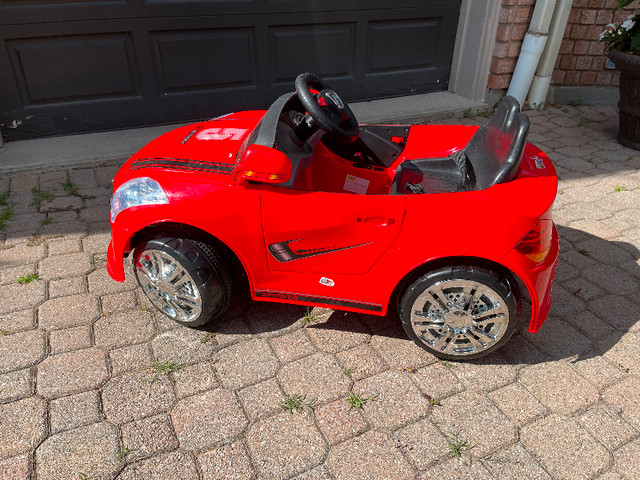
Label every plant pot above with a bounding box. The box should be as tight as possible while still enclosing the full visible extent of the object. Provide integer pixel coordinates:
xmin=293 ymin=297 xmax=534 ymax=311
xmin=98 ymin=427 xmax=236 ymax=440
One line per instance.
xmin=610 ymin=49 xmax=640 ymax=150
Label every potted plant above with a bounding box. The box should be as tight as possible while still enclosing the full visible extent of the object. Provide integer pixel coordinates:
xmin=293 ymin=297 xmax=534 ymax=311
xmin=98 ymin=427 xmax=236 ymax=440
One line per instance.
xmin=601 ymin=0 xmax=640 ymax=149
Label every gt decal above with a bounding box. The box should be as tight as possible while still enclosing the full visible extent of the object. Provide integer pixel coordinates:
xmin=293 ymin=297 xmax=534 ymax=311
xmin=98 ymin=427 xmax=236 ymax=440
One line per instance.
xmin=196 ymin=128 xmax=248 ymax=141
xmin=268 ymin=239 xmax=372 ymax=263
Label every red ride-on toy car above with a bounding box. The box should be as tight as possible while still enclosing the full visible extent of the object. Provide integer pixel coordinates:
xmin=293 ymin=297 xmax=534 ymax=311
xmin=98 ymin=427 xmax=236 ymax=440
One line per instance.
xmin=108 ymin=73 xmax=559 ymax=360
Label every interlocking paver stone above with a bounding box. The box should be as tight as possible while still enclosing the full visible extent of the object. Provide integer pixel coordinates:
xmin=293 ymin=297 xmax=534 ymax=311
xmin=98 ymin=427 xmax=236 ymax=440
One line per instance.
xmin=102 ymin=369 xmax=176 ymax=424
xmin=420 ymin=458 xmax=493 ymax=480
xmin=519 ymin=361 xmax=600 ymax=415
xmin=48 ymin=237 xmax=81 ymax=256
xmin=198 ymin=441 xmax=255 ymax=480
xmin=615 ymin=437 xmax=640 ymax=480
xmin=108 ymin=342 xmax=153 ymax=375
xmin=315 ymin=398 xmax=369 ymax=445
xmin=82 ymin=232 xmax=111 ymax=254
xmin=521 ymin=415 xmax=609 ymax=480
xmin=171 ymin=388 xmax=248 ymax=451
xmin=216 ymin=338 xmax=280 ymax=389
xmin=239 ymin=378 xmax=284 ymax=421
xmin=0 ymin=309 xmax=33 ymax=333
xmin=270 ymin=328 xmax=316 ymax=363
xmin=38 ymin=251 xmax=92 ymax=279
xmin=394 ymin=418 xmax=449 ymax=469
xmin=38 ymin=293 xmax=99 ymax=330
xmin=49 ymin=390 xmax=101 ymax=434
xmin=335 ymin=343 xmax=389 ymax=381
xmin=94 ymin=309 xmax=155 ymax=348
xmin=173 ymin=361 xmax=219 ymax=398
xmin=246 ymin=412 xmax=326 ymax=479
xmin=588 ymin=294 xmax=640 ymax=332
xmin=411 ymin=361 xmax=464 ymax=401
xmin=605 ymin=376 xmax=640 ymax=429
xmin=37 ymin=347 xmax=108 ymax=398
xmin=305 ymin=310 xmax=370 ymax=352
xmin=0 ymin=368 xmax=32 ymax=403
xmin=117 ymin=450 xmax=199 ymax=480
xmin=121 ymin=414 xmax=179 ymax=462
xmin=431 ymin=390 xmax=517 ymax=457
xmin=327 ymin=430 xmax=415 ymax=480
xmin=0 ymin=281 xmax=45 ymax=314
xmin=47 ymin=275 xmax=86 ymax=298
xmin=0 ymin=454 xmax=31 ymax=480
xmin=489 ymin=382 xmax=548 ymax=426
xmin=370 ymin=327 xmax=436 ymax=370
xmin=0 ymin=396 xmax=47 ymax=458
xmin=49 ymin=325 xmax=92 ymax=353
xmin=0 ymin=329 xmax=45 ymax=373
xmin=355 ymin=369 xmax=431 ymax=430
xmin=452 ymin=353 xmax=517 ymax=392
xmin=100 ymin=290 xmax=136 ymax=315
xmin=579 ymin=405 xmax=638 ymax=451
xmin=36 ymin=422 xmax=121 ymax=480
xmin=482 ymin=443 xmax=552 ymax=480
xmin=279 ymin=352 xmax=352 ymax=404
xmin=88 ymin=267 xmax=137 ymax=294
xmin=599 ymin=331 xmax=640 ymax=376
xmin=151 ymin=327 xmax=216 ymax=365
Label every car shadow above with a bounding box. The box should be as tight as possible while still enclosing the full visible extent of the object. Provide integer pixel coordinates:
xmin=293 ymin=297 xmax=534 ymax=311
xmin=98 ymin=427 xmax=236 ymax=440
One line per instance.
xmin=211 ymin=224 xmax=639 ymax=366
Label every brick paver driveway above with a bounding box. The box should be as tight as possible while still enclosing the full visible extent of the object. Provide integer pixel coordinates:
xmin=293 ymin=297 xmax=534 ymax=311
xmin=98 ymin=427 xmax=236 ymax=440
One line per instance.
xmin=1 ymin=104 xmax=639 ymax=480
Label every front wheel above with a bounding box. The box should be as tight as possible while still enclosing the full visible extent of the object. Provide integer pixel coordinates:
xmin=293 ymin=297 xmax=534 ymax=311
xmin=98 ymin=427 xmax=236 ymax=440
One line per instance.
xmin=399 ymin=266 xmax=518 ymax=361
xmin=133 ymin=235 xmax=232 ymax=327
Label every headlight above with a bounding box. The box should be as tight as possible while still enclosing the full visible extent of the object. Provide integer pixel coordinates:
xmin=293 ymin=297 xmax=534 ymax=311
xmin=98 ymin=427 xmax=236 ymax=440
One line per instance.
xmin=110 ymin=177 xmax=168 ymax=222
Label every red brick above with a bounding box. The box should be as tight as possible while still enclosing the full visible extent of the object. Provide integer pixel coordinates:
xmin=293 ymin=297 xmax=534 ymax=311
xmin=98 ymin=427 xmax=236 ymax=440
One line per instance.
xmin=496 ymin=24 xmax=514 ymax=42
xmin=581 ymin=71 xmax=597 ymax=85
xmin=487 ymin=74 xmax=511 ymax=90
xmin=509 ymin=41 xmax=523 ymax=57
xmin=513 ymin=23 xmax=528 ymax=39
xmin=589 ymin=0 xmax=606 ymax=7
xmin=560 ymin=55 xmax=577 ymax=70
xmin=573 ymin=40 xmax=590 ymax=55
xmin=491 ymin=57 xmax=517 ymax=75
xmin=571 ymin=25 xmax=588 ymax=39
xmin=492 ymin=41 xmax=511 ymax=59
xmin=515 ymin=6 xmax=533 ymax=23
xmin=552 ymin=70 xmax=567 ymax=85
xmin=613 ymin=70 xmax=621 ymax=86
xmin=587 ymin=25 xmax=606 ymax=39
xmin=596 ymin=71 xmax=614 ymax=85
xmin=559 ymin=40 xmax=575 ymax=55
xmin=565 ymin=71 xmax=582 ymax=85
xmin=596 ymin=10 xmax=613 ymax=24
xmin=592 ymin=57 xmax=606 ymax=70
xmin=499 ymin=6 xmax=515 ymax=24
xmin=576 ymin=56 xmax=593 ymax=70
xmin=569 ymin=9 xmax=582 ymax=24
xmin=589 ymin=42 xmax=606 ymax=55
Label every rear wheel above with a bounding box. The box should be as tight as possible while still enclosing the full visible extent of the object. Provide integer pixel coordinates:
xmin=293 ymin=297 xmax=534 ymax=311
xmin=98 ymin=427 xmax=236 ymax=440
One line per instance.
xmin=133 ymin=235 xmax=232 ymax=327
xmin=399 ymin=266 xmax=518 ymax=360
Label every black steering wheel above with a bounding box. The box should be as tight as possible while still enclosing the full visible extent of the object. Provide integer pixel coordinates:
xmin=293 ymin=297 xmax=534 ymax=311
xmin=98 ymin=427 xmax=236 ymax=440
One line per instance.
xmin=295 ymin=72 xmax=359 ymax=144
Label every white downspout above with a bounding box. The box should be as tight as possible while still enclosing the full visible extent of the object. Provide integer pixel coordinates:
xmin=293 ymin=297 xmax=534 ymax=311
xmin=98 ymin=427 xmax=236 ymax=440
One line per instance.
xmin=506 ymin=0 xmax=558 ymax=107
xmin=528 ymin=0 xmax=574 ymax=108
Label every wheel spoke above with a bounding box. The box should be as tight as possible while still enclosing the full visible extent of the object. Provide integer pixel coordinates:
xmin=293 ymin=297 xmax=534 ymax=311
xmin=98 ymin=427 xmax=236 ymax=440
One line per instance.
xmin=464 ymin=332 xmax=487 ymax=352
xmin=463 ymin=285 xmax=479 ymax=311
xmin=471 ymin=304 xmax=504 ymax=320
xmin=428 ymin=287 xmax=450 ymax=313
xmin=432 ymin=330 xmax=455 ymax=353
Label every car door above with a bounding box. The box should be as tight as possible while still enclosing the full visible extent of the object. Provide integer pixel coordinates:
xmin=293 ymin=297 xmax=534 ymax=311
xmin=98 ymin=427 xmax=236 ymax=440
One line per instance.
xmin=260 ymin=189 xmax=406 ymax=275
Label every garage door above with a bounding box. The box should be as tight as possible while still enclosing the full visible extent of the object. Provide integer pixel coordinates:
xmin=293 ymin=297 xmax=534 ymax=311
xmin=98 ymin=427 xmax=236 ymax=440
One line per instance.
xmin=0 ymin=0 xmax=461 ymax=141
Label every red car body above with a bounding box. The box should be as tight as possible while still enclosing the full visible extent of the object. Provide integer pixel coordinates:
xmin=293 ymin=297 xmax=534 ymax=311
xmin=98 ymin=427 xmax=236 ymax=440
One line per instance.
xmin=108 ymin=108 xmax=558 ymax=334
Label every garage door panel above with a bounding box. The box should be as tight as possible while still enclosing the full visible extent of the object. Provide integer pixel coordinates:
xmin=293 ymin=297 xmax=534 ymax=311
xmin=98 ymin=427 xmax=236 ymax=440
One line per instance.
xmin=8 ymin=33 xmax=140 ymax=104
xmin=152 ymin=28 xmax=256 ymax=92
xmin=269 ymin=23 xmax=355 ymax=85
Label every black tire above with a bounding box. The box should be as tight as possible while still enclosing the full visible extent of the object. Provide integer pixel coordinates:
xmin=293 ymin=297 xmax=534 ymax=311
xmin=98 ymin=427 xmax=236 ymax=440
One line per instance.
xmin=133 ymin=234 xmax=232 ymax=327
xmin=398 ymin=266 xmax=518 ymax=361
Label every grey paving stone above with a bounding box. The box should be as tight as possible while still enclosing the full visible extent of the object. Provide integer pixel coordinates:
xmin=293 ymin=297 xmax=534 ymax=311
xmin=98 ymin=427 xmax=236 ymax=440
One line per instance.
xmin=94 ymin=309 xmax=155 ymax=348
xmin=0 ymin=281 xmax=46 ymax=314
xmin=87 ymin=267 xmax=137 ymax=295
xmin=394 ymin=418 xmax=450 ymax=469
xmin=37 ymin=347 xmax=109 ymax=398
xmin=614 ymin=437 xmax=640 ymax=480
xmin=0 ymin=454 xmax=31 ymax=480
xmin=117 ymin=450 xmax=199 ymax=480
xmin=482 ymin=442 xmax=553 ymax=480
xmin=519 ymin=361 xmax=600 ymax=415
xmin=305 ymin=310 xmax=370 ymax=353
xmin=411 ymin=361 xmax=465 ymax=401
xmin=0 ymin=368 xmax=32 ymax=403
xmin=355 ymin=369 xmax=431 ymax=430
xmin=451 ymin=352 xmax=517 ymax=392
xmin=82 ymin=232 xmax=111 ymax=254
xmin=370 ymin=327 xmax=436 ymax=370
xmin=489 ymin=382 xmax=548 ymax=426
xmin=0 ymin=263 xmax=36 ymax=285
xmin=36 ymin=422 xmax=121 ymax=480
xmin=101 ymin=290 xmax=136 ymax=315
xmin=38 ymin=251 xmax=92 ymax=279
xmin=49 ymin=325 xmax=92 ymax=353
xmin=0 ymin=396 xmax=47 ymax=458
xmin=48 ymin=275 xmax=86 ymax=298
xmin=335 ymin=343 xmax=389 ymax=381
xmin=108 ymin=342 xmax=153 ymax=375
xmin=588 ymin=295 xmax=640 ymax=332
xmin=245 ymin=302 xmax=305 ymax=336
xmin=239 ymin=377 xmax=284 ymax=421
xmin=198 ymin=441 xmax=256 ymax=480
xmin=579 ymin=405 xmax=639 ymax=451
xmin=279 ymin=352 xmax=352 ymax=405
xmin=431 ymin=390 xmax=517 ymax=458
xmin=270 ymin=328 xmax=316 ymax=363
xmin=0 ymin=309 xmax=34 ymax=333
xmin=120 ymin=414 xmax=179 ymax=462
xmin=599 ymin=331 xmax=640 ymax=376
xmin=314 ymin=398 xmax=369 ymax=446
xmin=604 ymin=376 xmax=640 ymax=429
xmin=171 ymin=388 xmax=248 ymax=452
xmin=151 ymin=327 xmax=216 ymax=365
xmin=49 ymin=390 xmax=101 ymax=434
xmin=102 ymin=369 xmax=176 ymax=424
xmin=420 ymin=457 xmax=493 ymax=480
xmin=38 ymin=293 xmax=100 ymax=330
xmin=327 ymin=430 xmax=415 ymax=480
xmin=521 ymin=415 xmax=610 ymax=480
xmin=246 ymin=411 xmax=327 ymax=479
xmin=215 ymin=338 xmax=280 ymax=389
xmin=0 ymin=329 xmax=46 ymax=374
xmin=172 ymin=361 xmax=219 ymax=398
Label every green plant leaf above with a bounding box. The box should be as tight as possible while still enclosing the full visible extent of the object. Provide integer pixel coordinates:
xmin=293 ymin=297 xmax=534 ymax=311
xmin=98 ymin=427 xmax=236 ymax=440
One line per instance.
xmin=617 ymin=0 xmax=635 ymax=10
xmin=631 ymin=33 xmax=640 ymax=53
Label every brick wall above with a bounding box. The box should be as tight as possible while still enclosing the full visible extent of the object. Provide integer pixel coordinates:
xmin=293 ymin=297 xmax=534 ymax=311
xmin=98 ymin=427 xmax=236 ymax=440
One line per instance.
xmin=486 ymin=0 xmax=638 ymax=92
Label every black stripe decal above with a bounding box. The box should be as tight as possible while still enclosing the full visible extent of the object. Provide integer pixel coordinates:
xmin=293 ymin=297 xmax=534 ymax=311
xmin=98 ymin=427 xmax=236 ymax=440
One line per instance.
xmin=255 ymin=290 xmax=383 ymax=312
xmin=131 ymin=158 xmax=233 ymax=174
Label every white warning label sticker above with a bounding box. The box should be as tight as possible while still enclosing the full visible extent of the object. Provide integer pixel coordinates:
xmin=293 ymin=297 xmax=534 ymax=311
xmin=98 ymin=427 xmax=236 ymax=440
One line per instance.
xmin=343 ymin=174 xmax=369 ymax=194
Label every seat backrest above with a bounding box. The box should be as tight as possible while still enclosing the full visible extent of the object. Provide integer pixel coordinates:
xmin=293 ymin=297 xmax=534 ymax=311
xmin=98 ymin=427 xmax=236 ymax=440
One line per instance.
xmin=465 ymin=96 xmax=530 ymax=190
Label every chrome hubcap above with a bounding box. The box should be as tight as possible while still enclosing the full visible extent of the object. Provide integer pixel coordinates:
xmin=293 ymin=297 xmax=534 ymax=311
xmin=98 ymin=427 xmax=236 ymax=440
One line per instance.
xmin=136 ymin=249 xmax=202 ymax=323
xmin=410 ymin=279 xmax=509 ymax=357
